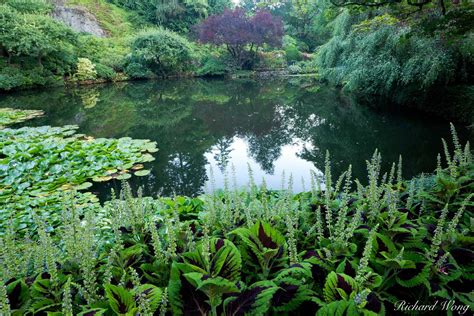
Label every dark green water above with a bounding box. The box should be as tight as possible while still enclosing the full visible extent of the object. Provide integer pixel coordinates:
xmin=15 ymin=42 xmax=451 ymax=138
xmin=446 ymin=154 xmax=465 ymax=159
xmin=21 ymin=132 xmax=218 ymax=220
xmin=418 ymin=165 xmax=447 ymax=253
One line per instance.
xmin=0 ymin=78 xmax=468 ymax=198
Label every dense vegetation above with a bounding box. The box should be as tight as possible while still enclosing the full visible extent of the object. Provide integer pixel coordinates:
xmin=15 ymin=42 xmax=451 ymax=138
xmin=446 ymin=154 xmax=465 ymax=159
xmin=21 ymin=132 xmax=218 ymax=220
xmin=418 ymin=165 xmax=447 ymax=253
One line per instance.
xmin=0 ymin=109 xmax=157 ymax=233
xmin=1 ymin=0 xmax=472 ymax=314
xmin=0 ymin=116 xmax=472 ymax=314
xmin=0 ymin=0 xmax=473 ymax=121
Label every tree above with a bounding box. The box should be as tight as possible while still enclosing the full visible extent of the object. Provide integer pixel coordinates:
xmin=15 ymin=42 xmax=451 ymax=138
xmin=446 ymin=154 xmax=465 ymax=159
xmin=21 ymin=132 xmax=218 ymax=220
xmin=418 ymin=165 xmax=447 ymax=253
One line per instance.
xmin=197 ymin=8 xmax=283 ymax=69
xmin=0 ymin=7 xmax=76 ymax=66
xmin=129 ymin=28 xmax=194 ymax=75
xmin=110 ymin=0 xmax=233 ymax=32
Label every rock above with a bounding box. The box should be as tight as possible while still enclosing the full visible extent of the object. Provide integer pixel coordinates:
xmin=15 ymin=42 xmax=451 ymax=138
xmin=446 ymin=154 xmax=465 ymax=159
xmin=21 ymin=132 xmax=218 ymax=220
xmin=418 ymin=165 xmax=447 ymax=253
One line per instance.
xmin=51 ymin=0 xmax=107 ymax=37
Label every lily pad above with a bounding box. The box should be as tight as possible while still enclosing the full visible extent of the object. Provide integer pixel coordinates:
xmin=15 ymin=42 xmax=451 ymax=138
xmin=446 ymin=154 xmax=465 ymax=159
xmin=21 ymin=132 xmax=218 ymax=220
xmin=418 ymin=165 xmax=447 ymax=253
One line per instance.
xmin=134 ymin=169 xmax=151 ymax=177
xmin=0 ymin=108 xmax=44 ymax=128
xmin=116 ymin=173 xmax=132 ymax=180
xmin=76 ymin=182 xmax=93 ymax=190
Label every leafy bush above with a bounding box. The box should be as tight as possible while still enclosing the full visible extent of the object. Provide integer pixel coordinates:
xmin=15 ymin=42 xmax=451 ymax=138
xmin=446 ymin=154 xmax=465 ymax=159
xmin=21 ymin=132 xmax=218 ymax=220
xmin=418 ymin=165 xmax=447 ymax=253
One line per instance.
xmin=73 ymin=58 xmax=97 ymax=81
xmin=258 ymin=50 xmax=286 ymax=69
xmin=124 ymin=62 xmax=154 ymax=79
xmin=196 ymin=55 xmax=231 ymax=76
xmin=3 ymin=0 xmax=52 ymax=14
xmin=129 ymin=28 xmax=194 ymax=76
xmin=94 ymin=63 xmax=116 ymax=80
xmin=283 ymin=35 xmax=302 ymax=64
xmin=288 ymin=64 xmax=303 ymax=74
xmin=0 ymin=63 xmax=62 ymax=90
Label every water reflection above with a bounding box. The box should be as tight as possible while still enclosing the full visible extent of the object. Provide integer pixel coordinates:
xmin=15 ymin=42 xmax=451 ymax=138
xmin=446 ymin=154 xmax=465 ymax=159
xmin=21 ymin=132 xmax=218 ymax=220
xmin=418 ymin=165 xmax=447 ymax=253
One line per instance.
xmin=0 ymin=78 xmax=466 ymax=198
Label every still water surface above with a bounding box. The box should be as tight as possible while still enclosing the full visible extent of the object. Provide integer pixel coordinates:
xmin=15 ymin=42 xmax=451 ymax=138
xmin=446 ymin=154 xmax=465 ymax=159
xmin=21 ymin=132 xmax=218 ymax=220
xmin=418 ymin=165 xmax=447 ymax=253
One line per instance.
xmin=1 ymin=78 xmax=466 ymax=198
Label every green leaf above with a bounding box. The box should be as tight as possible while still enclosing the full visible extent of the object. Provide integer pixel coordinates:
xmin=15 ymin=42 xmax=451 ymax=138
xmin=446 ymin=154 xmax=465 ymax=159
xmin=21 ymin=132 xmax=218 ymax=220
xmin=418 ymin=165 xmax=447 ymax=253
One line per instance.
xmin=323 ymin=272 xmax=358 ymax=303
xmin=224 ymin=281 xmax=278 ymax=316
xmin=116 ymin=173 xmax=132 ymax=180
xmin=104 ymin=284 xmax=137 ymax=316
xmin=134 ymin=169 xmax=151 ymax=177
xmin=75 ymin=182 xmax=93 ymax=190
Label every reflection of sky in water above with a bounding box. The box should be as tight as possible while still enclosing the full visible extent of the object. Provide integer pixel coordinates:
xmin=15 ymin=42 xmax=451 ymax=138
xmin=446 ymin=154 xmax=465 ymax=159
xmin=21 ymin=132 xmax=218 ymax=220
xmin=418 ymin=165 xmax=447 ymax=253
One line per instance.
xmin=205 ymin=137 xmax=324 ymax=193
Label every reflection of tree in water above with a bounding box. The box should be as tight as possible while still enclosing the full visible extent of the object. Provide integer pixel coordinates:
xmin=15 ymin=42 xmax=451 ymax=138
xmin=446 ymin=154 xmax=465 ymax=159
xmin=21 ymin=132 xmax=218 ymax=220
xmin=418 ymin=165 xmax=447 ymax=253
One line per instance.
xmin=213 ymin=137 xmax=233 ymax=172
xmin=162 ymin=152 xmax=208 ymax=196
xmin=1 ymin=77 xmax=461 ymax=196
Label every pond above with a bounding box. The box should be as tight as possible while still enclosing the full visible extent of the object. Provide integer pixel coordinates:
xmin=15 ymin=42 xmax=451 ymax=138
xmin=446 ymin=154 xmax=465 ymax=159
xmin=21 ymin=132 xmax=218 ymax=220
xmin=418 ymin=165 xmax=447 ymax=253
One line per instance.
xmin=1 ymin=78 xmax=468 ymax=199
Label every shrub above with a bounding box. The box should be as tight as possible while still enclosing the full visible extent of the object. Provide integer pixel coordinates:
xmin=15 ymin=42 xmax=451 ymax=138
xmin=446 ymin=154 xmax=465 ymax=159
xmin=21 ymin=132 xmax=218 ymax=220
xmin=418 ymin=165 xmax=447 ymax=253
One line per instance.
xmin=0 ymin=64 xmax=61 ymax=90
xmin=129 ymin=28 xmax=194 ymax=76
xmin=94 ymin=63 xmax=116 ymax=80
xmin=196 ymin=55 xmax=231 ymax=76
xmin=74 ymin=58 xmax=97 ymax=81
xmin=124 ymin=62 xmax=154 ymax=79
xmin=288 ymin=64 xmax=302 ymax=74
xmin=283 ymin=35 xmax=301 ymax=64
xmin=3 ymin=0 xmax=52 ymax=14
xmin=258 ymin=50 xmax=286 ymax=69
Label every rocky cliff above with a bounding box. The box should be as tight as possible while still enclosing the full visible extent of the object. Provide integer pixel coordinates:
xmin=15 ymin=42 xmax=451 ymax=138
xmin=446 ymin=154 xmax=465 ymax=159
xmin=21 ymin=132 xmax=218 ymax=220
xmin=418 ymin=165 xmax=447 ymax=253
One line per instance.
xmin=51 ymin=0 xmax=107 ymax=37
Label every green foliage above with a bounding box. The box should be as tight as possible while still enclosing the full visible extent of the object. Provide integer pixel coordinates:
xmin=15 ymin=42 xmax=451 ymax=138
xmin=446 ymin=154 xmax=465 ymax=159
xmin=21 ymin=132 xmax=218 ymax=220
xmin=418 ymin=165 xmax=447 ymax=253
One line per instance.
xmin=0 ymin=108 xmax=43 ymax=128
xmin=74 ymin=58 xmax=97 ymax=81
xmin=0 ymin=63 xmax=63 ymax=90
xmin=94 ymin=63 xmax=116 ymax=80
xmin=127 ymin=28 xmax=194 ymax=76
xmin=2 ymin=0 xmax=52 ymax=14
xmin=283 ymin=35 xmax=302 ymax=63
xmin=0 ymin=124 xmax=472 ymax=314
xmin=0 ymin=124 xmax=157 ymax=233
xmin=317 ymin=19 xmax=459 ymax=103
xmin=109 ymin=0 xmax=232 ymax=33
xmin=0 ymin=0 xmax=133 ymax=90
xmin=124 ymin=62 xmax=153 ymax=79
xmin=197 ymin=54 xmax=232 ymax=76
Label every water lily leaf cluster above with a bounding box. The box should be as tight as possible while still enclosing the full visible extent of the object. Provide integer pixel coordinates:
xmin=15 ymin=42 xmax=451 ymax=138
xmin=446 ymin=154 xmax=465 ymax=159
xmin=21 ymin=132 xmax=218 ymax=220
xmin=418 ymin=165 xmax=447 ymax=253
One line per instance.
xmin=0 ymin=107 xmax=44 ymax=128
xmin=0 ymin=125 xmax=158 ymax=233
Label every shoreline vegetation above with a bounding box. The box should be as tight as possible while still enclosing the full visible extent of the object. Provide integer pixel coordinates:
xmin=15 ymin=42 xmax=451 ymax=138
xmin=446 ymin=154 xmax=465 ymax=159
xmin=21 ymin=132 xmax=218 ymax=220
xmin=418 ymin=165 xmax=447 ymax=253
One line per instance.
xmin=0 ymin=108 xmax=473 ymax=315
xmin=1 ymin=0 xmax=473 ymax=123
